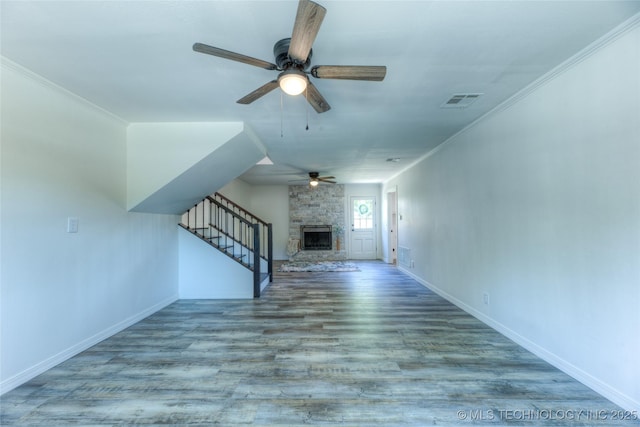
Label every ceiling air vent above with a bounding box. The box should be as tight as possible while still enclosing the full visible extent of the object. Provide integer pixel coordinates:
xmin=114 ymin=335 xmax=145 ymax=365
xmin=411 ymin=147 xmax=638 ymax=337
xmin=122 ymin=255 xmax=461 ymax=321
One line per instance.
xmin=441 ymin=93 xmax=483 ymax=109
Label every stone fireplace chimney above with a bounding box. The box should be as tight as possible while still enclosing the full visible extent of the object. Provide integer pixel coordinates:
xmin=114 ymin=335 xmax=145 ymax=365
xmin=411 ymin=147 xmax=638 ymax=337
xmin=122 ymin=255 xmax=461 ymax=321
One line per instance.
xmin=289 ymin=184 xmax=346 ymax=261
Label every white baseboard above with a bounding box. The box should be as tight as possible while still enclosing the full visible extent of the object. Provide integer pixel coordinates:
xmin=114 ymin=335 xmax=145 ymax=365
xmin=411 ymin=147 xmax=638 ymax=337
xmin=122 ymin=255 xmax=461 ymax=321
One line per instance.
xmin=398 ymin=266 xmax=640 ymax=413
xmin=0 ymin=294 xmax=179 ymax=395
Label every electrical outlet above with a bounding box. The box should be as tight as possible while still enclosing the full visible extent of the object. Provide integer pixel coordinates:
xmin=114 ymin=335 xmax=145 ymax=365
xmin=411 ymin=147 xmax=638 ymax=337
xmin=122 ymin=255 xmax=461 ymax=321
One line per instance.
xmin=483 ymin=293 xmax=490 ymax=305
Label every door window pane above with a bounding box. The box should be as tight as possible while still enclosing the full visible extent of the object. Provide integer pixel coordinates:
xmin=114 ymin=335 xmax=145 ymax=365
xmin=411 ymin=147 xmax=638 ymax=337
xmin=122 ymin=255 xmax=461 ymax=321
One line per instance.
xmin=353 ymin=199 xmax=373 ymax=230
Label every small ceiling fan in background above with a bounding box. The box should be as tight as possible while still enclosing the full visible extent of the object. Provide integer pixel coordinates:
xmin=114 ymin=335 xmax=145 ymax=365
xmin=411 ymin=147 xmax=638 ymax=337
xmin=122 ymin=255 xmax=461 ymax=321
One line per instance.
xmin=289 ymin=172 xmax=337 ymax=187
xmin=193 ymin=0 xmax=387 ymax=113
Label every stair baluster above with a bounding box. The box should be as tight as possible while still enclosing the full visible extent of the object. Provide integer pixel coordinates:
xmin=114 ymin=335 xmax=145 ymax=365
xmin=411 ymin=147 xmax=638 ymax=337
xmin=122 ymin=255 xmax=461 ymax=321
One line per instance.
xmin=179 ymin=194 xmax=273 ymax=297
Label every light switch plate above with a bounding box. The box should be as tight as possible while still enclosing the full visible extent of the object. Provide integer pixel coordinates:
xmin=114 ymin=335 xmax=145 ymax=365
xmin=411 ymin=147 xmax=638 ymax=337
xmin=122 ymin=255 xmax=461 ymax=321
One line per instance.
xmin=67 ymin=217 xmax=79 ymax=233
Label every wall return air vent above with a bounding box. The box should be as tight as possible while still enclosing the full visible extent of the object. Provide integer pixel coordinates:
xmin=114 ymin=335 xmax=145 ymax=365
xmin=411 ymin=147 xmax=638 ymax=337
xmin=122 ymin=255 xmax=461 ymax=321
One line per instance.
xmin=441 ymin=93 xmax=483 ymax=109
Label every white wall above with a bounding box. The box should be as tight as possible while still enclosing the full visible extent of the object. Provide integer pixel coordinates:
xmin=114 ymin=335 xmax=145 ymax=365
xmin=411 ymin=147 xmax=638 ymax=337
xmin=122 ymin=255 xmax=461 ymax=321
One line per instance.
xmin=178 ymin=228 xmax=254 ymax=299
xmin=0 ymin=60 xmax=179 ymax=393
xmin=127 ymin=123 xmax=266 ymax=214
xmin=127 ymin=122 xmax=244 ymax=211
xmin=383 ymin=23 xmax=640 ymax=411
xmin=218 ymin=181 xmax=290 ymax=260
xmin=218 ymin=179 xmax=253 ymax=207
xmin=247 ymin=185 xmax=290 ymax=261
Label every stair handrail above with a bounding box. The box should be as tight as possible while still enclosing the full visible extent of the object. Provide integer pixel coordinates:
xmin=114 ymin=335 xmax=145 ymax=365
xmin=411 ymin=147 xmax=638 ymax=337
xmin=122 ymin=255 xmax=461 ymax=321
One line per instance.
xmin=206 ymin=196 xmax=254 ymax=232
xmin=211 ymin=193 xmax=273 ymax=273
xmin=181 ymin=194 xmax=272 ymax=297
xmin=206 ymin=196 xmax=269 ymax=259
xmin=182 ymin=198 xmax=255 ymax=263
xmin=213 ymin=192 xmax=269 ymax=225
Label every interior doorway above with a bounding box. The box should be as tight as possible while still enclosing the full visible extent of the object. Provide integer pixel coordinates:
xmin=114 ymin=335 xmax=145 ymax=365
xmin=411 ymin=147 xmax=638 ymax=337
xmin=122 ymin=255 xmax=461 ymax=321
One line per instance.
xmin=387 ymin=190 xmax=398 ymax=264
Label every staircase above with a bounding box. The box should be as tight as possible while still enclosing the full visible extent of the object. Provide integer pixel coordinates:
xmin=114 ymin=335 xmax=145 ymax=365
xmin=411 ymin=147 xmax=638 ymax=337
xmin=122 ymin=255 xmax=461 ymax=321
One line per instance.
xmin=179 ymin=193 xmax=272 ymax=298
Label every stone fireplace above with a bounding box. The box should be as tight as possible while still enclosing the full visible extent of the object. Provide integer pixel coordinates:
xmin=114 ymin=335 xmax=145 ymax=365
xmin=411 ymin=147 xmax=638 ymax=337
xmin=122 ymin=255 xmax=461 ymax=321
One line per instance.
xmin=289 ymin=184 xmax=346 ymax=261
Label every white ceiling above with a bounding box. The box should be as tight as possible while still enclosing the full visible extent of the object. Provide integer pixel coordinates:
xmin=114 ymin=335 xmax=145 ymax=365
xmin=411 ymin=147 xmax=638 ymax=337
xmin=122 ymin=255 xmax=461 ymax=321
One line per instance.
xmin=2 ymin=1 xmax=639 ymax=185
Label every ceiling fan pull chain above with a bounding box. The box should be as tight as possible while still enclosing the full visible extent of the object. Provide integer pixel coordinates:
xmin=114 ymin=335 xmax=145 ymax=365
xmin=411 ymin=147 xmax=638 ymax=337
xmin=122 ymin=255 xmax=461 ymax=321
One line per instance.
xmin=280 ymin=91 xmax=284 ymax=138
xmin=305 ymin=86 xmax=309 ymax=131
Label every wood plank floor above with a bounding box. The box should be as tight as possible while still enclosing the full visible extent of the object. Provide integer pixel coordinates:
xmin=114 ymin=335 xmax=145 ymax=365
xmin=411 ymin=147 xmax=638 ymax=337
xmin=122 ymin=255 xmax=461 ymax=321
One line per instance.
xmin=1 ymin=261 xmax=636 ymax=426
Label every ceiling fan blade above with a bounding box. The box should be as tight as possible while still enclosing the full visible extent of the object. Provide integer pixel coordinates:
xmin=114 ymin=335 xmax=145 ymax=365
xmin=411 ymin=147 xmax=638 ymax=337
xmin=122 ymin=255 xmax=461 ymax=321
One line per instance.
xmin=319 ymin=179 xmax=337 ymax=184
xmin=318 ymin=176 xmax=335 ymax=180
xmin=311 ymin=65 xmax=387 ymax=81
xmin=305 ymin=82 xmax=331 ymax=113
xmin=288 ymin=0 xmax=326 ymax=64
xmin=237 ymin=80 xmax=279 ymax=104
xmin=193 ymin=43 xmax=278 ymax=70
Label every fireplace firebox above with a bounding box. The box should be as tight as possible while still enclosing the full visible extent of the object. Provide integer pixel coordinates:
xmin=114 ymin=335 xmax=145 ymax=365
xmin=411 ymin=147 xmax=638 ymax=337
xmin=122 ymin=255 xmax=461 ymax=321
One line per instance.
xmin=301 ymin=225 xmax=332 ymax=250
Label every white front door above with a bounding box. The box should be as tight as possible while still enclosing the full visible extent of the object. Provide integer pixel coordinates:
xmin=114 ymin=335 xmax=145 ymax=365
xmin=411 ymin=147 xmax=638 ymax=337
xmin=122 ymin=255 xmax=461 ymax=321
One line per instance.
xmin=350 ymin=196 xmax=376 ymax=259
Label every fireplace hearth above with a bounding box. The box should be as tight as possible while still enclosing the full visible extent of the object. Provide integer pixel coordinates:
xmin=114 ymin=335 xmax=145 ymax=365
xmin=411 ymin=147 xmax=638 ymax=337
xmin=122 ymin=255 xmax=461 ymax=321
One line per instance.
xmin=301 ymin=225 xmax=332 ymax=250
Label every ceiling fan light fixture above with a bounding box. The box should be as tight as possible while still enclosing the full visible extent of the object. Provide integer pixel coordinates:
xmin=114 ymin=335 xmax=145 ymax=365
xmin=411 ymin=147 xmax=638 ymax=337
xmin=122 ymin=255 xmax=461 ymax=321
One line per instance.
xmin=278 ymin=69 xmax=308 ymax=96
xmin=309 ymin=178 xmax=319 ymax=187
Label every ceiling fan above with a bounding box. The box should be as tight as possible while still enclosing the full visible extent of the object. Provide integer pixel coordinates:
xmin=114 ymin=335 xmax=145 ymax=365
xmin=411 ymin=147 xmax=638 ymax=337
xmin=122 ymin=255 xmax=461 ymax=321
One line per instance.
xmin=193 ymin=0 xmax=387 ymax=113
xmin=308 ymin=172 xmax=336 ymax=186
xmin=289 ymin=172 xmax=336 ymax=186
